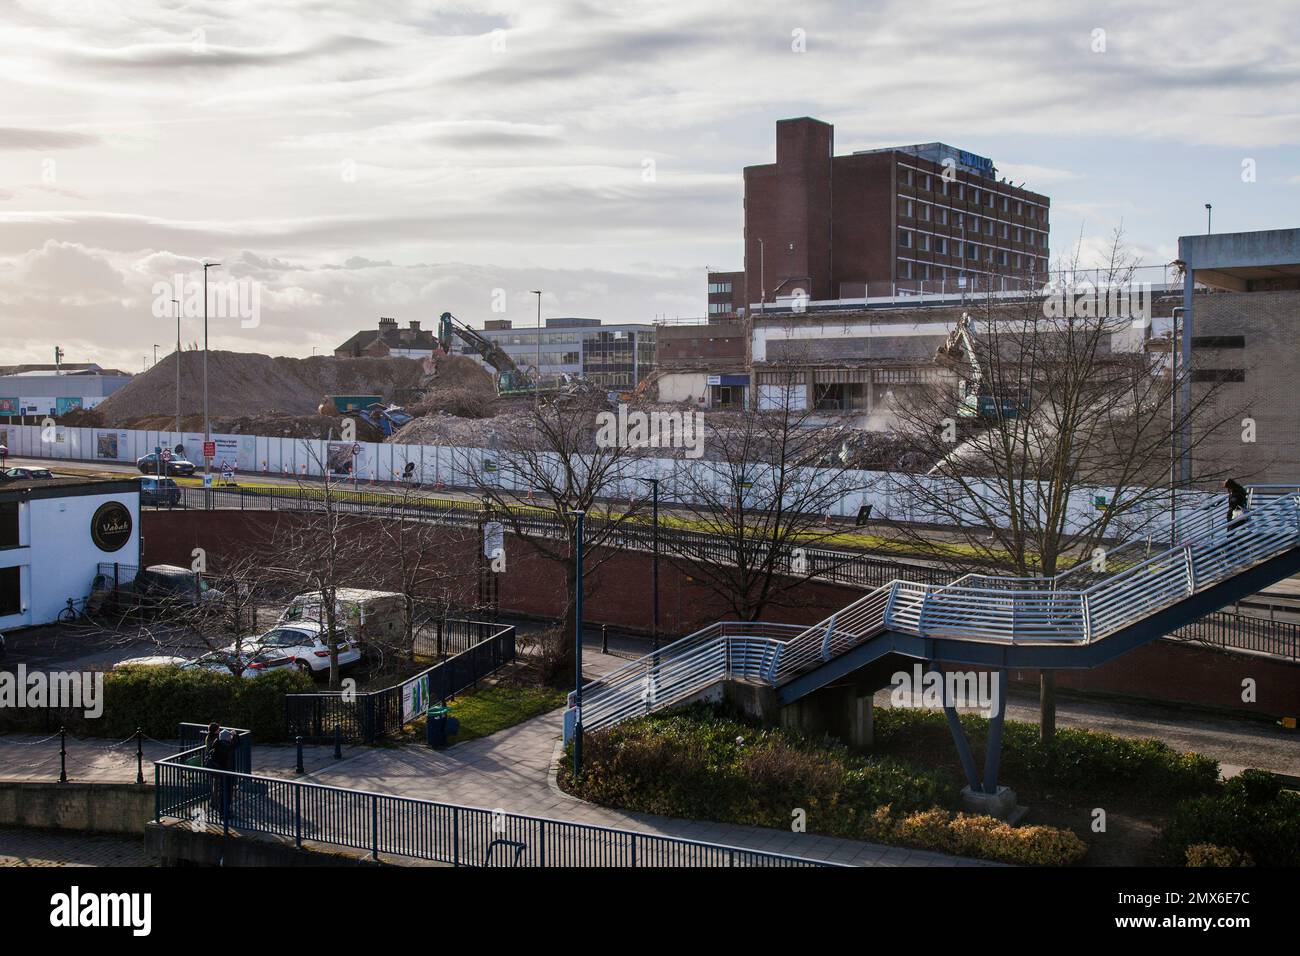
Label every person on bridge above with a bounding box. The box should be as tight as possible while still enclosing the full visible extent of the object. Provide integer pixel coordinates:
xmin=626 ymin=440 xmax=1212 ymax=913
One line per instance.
xmin=1223 ymin=478 xmax=1250 ymax=524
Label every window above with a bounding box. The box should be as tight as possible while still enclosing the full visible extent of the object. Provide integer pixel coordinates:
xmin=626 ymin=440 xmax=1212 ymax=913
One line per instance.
xmin=1015 ymin=200 xmax=1023 ymax=215
xmin=936 ymin=207 xmax=948 ymax=225
xmin=997 ymin=250 xmax=1009 ymax=266
xmin=920 ymin=203 xmax=932 ymax=221
xmin=898 ymin=228 xmax=912 ymax=248
xmin=984 ymin=220 xmax=994 ymax=236
xmin=1014 ymin=226 xmax=1023 ymax=242
xmin=0 ymin=565 xmax=18 ymax=617
xmin=918 ymin=233 xmax=930 ymax=251
xmin=970 ymin=188 xmax=980 ymax=205
xmin=934 ymin=237 xmax=947 ymax=255
xmin=921 ymin=174 xmax=932 ymax=191
xmin=0 ymin=502 xmax=17 ymax=549
xmin=1000 ymin=223 xmax=1009 ymax=239
xmin=1001 ymin=196 xmax=1010 ymax=211
xmin=708 ymin=281 xmax=731 ymax=294
xmin=1191 ymin=369 xmax=1246 ymax=383
xmin=899 ymin=259 xmax=913 ymax=279
xmin=899 ymin=199 xmax=914 ymax=218
xmin=1192 ymin=335 xmax=1246 ymax=349
xmin=708 ymin=303 xmax=732 ymax=314
xmin=901 ymin=167 xmax=913 ymax=186
xmin=966 ymin=243 xmax=978 ymax=259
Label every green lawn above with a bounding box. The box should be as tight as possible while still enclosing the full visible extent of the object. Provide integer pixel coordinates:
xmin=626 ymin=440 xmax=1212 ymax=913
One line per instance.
xmin=400 ymin=684 xmax=567 ymax=745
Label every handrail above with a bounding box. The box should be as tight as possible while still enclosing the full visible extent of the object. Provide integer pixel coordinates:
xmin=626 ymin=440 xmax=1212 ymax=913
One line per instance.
xmin=570 ymin=486 xmax=1300 ymax=731
xmin=154 ymin=742 xmax=834 ymax=867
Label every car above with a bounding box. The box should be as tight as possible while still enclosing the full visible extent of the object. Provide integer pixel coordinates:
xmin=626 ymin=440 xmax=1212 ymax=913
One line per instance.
xmin=112 ymin=649 xmax=294 ymax=677
xmin=135 ymin=453 xmax=196 ymax=476
xmin=132 ymin=564 xmax=225 ymax=607
xmin=4 ymin=466 xmax=54 ymax=480
xmin=137 ymin=475 xmax=182 ymax=507
xmin=231 ymin=621 xmax=362 ymax=677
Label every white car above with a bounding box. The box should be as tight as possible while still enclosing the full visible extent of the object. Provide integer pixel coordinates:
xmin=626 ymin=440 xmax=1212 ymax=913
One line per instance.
xmin=231 ymin=621 xmax=361 ymax=676
xmin=112 ymin=649 xmax=294 ymax=678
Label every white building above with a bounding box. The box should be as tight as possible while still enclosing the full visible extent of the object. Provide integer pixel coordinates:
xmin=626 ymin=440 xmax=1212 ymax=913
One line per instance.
xmin=0 ymin=477 xmax=140 ymax=629
xmin=0 ymin=363 xmax=133 ymax=417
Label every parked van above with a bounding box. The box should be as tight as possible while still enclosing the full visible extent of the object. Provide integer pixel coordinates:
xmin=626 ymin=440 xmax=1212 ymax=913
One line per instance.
xmin=277 ymin=588 xmax=405 ymax=647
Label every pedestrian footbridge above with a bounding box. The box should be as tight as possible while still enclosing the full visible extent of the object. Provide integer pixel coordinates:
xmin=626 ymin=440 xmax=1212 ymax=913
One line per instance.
xmin=567 ymin=486 xmax=1300 ymax=790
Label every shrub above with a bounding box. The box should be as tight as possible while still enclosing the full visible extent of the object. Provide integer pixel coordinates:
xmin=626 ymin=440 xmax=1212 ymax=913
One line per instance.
xmin=873 ymin=707 xmax=1218 ymax=799
xmin=0 ymin=666 xmax=312 ymax=743
xmin=1161 ymin=771 xmax=1300 ymax=867
xmin=1185 ymin=844 xmax=1254 ymax=867
xmin=560 ymin=705 xmax=1086 ymax=865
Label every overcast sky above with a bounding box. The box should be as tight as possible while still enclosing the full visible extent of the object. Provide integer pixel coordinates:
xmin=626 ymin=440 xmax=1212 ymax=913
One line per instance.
xmin=1 ymin=0 xmax=1297 ymax=371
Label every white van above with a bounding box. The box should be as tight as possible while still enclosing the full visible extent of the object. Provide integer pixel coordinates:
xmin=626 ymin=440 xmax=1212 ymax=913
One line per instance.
xmin=277 ymin=588 xmax=406 ymax=647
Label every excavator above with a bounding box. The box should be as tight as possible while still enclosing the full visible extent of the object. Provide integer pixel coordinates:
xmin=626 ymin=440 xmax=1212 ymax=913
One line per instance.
xmin=435 ymin=312 xmax=594 ymax=400
xmin=933 ymin=312 xmax=1026 ymax=420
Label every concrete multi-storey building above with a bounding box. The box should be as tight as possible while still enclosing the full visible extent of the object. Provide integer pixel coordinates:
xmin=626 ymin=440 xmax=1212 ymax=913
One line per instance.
xmin=654 ymin=319 xmax=749 ymax=408
xmin=1177 ymin=227 xmax=1300 ymax=486
xmin=712 ymin=117 xmax=1051 ymax=312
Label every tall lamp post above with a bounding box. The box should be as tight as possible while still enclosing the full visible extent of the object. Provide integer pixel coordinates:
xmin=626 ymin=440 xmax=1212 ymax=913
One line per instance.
xmin=641 ymin=477 xmax=660 ymax=649
xmin=202 ymin=261 xmax=221 ymax=478
xmin=172 ymin=299 xmax=182 ymax=439
xmin=572 ymin=508 xmax=585 ymax=777
xmin=1169 ymin=307 xmax=1184 ymax=547
xmin=757 ymin=238 xmax=765 ymax=315
xmin=1205 ymin=203 xmax=1213 ymax=234
xmin=530 ymin=290 xmax=542 ymax=411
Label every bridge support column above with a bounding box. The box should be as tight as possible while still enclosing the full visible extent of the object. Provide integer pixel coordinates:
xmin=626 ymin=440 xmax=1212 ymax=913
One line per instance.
xmin=848 ymin=692 xmax=873 ymax=749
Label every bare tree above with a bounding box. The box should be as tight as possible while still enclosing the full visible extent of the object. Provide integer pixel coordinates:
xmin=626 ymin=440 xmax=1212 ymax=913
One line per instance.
xmin=662 ymin=366 xmax=869 ymax=621
xmin=883 ymin=231 xmax=1240 ymax=737
xmin=460 ymin=393 xmax=646 ymax=686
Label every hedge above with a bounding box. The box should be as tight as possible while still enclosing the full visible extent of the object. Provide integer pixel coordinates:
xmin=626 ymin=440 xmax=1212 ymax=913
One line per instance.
xmin=1161 ymin=770 xmax=1300 ymax=867
xmin=558 ymin=705 xmax=1087 ymax=865
xmin=872 ymin=708 xmax=1219 ymax=799
xmin=0 ymin=666 xmax=313 ymax=742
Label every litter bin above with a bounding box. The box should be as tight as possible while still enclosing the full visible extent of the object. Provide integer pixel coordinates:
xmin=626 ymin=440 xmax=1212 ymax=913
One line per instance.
xmin=426 ymin=705 xmax=450 ymax=749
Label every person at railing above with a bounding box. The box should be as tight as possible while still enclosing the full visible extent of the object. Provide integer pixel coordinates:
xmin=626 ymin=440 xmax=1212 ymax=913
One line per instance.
xmin=1224 ymin=479 xmax=1250 ymax=524
xmin=205 ymin=726 xmax=236 ymax=816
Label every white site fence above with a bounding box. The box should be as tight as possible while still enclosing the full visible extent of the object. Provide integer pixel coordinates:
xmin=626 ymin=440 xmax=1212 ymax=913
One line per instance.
xmin=0 ymin=421 xmax=1212 ymax=538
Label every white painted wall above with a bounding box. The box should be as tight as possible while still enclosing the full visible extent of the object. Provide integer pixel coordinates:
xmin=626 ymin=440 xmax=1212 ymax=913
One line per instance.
xmin=657 ymin=372 xmax=708 ymax=405
xmin=0 ymin=487 xmax=139 ymax=629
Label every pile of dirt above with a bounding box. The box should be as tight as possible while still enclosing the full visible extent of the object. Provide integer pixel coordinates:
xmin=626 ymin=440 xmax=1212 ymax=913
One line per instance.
xmin=93 ymin=350 xmax=428 ymax=425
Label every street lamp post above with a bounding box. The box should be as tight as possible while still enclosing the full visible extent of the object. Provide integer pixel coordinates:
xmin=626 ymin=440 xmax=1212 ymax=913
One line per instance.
xmin=1169 ymin=307 xmax=1184 ymax=547
xmin=530 ymin=290 xmax=542 ymax=411
xmin=572 ymin=508 xmax=585 ymax=777
xmin=643 ymin=477 xmax=660 ymax=650
xmin=757 ymin=238 xmax=765 ymax=315
xmin=172 ymin=299 xmax=182 ymax=439
xmin=1205 ymin=203 xmax=1213 ymax=234
xmin=202 ymin=261 xmax=221 ymax=478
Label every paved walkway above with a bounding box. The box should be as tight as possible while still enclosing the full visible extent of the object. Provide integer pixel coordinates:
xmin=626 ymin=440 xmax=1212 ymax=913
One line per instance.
xmin=0 ymin=733 xmax=360 ymax=784
xmin=0 ymin=827 xmax=151 ymax=866
xmin=299 ymin=707 xmax=986 ymax=867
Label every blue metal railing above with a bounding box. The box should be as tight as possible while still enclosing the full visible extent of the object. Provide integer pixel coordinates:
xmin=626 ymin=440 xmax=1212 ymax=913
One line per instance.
xmin=152 ymin=737 xmax=835 ymax=868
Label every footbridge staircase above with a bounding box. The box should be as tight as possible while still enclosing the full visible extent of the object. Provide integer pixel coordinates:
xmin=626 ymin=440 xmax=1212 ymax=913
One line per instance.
xmin=566 ymin=486 xmax=1300 ymax=793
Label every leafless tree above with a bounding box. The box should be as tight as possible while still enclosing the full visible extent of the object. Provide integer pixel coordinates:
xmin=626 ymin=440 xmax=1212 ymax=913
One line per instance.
xmin=459 ymin=393 xmax=646 ymax=686
xmin=883 ymin=230 xmax=1241 ymax=737
xmin=662 ymin=365 xmax=870 ymax=621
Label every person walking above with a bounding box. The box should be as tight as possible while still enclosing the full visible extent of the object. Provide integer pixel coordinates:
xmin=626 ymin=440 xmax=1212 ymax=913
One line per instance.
xmin=1223 ymin=478 xmax=1250 ymax=523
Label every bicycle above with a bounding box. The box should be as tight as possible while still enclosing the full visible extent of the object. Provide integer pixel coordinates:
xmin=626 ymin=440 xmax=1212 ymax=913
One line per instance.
xmin=56 ymin=597 xmax=89 ymax=624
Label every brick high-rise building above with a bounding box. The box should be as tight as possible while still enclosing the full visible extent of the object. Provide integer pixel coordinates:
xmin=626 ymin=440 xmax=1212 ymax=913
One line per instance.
xmin=723 ymin=117 xmax=1051 ymax=310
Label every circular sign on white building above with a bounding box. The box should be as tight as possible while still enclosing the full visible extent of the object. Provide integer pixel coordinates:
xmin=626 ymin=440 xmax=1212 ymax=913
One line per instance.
xmin=91 ymin=501 xmax=133 ymax=552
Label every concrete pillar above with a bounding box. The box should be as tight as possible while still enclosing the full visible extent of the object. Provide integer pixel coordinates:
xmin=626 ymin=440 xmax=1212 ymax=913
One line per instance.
xmin=849 ymin=693 xmax=873 ymax=749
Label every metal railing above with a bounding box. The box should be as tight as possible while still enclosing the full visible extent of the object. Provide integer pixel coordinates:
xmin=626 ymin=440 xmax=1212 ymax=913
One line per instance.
xmin=153 ymin=735 xmax=833 ymax=867
xmin=163 ymin=483 xmax=948 ymax=592
xmin=570 ymin=486 xmax=1300 ymax=735
xmin=285 ymin=621 xmax=515 ymax=744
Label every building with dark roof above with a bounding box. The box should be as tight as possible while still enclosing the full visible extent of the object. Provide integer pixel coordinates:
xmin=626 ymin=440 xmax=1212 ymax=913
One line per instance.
xmin=334 ymin=317 xmax=437 ymax=358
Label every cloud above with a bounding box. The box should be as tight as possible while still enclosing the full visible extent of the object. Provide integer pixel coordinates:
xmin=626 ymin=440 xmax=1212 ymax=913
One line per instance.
xmin=0 ymin=126 xmax=101 ymax=150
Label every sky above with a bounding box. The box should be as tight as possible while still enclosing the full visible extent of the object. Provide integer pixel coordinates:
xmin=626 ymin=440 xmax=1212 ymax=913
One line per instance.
xmin=1 ymin=0 xmax=1297 ymax=371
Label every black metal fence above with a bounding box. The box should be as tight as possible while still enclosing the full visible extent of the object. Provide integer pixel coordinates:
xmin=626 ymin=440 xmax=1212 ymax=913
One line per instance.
xmin=284 ymin=621 xmax=516 ymax=744
xmin=1173 ymin=610 xmax=1300 ymax=661
xmin=154 ymin=734 xmax=832 ymax=867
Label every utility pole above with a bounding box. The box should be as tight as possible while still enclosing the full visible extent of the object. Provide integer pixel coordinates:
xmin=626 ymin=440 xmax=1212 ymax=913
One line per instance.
xmin=1205 ymin=203 xmax=1213 ymax=234
xmin=202 ymin=261 xmax=221 ymax=478
xmin=572 ymin=508 xmax=585 ymax=777
xmin=173 ymin=299 xmax=182 ymax=438
xmin=530 ymin=290 xmax=542 ymax=412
